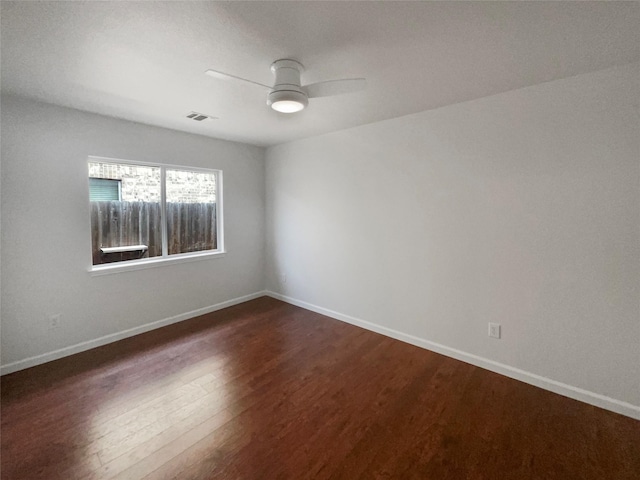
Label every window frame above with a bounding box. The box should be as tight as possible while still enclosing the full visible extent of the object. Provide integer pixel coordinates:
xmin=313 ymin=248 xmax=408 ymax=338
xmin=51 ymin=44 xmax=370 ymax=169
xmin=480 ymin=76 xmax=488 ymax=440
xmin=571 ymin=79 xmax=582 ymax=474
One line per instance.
xmin=88 ymin=155 xmax=225 ymax=276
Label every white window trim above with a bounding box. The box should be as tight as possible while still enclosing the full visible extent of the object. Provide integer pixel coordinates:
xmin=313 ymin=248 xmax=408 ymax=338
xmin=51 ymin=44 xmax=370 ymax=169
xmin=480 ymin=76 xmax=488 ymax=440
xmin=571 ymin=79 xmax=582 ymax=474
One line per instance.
xmin=89 ymin=250 xmax=227 ymax=276
xmin=87 ymin=155 xmax=224 ymax=274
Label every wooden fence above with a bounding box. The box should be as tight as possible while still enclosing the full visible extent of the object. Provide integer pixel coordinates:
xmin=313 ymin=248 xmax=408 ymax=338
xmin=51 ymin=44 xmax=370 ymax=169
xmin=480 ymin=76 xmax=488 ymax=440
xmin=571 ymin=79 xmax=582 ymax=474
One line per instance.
xmin=91 ymin=201 xmax=217 ymax=264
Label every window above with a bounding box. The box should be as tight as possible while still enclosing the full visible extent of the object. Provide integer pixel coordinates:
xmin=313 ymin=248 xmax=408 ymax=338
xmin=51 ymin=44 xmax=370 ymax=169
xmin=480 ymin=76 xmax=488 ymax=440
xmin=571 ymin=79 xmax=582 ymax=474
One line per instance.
xmin=88 ymin=157 xmax=223 ymax=269
xmin=89 ymin=178 xmax=121 ymax=201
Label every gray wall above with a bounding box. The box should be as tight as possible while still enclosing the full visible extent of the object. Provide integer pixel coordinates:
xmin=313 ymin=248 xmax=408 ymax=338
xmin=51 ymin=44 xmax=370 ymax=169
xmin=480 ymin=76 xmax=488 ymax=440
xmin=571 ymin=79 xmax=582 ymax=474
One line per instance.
xmin=265 ymin=63 xmax=640 ymax=409
xmin=1 ymin=95 xmax=265 ymax=367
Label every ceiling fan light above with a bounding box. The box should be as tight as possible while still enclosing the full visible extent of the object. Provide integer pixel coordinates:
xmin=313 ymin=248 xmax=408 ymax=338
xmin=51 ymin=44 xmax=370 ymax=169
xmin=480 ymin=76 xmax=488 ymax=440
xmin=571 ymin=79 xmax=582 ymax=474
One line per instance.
xmin=272 ymin=100 xmax=305 ymax=113
xmin=268 ymin=90 xmax=308 ymax=113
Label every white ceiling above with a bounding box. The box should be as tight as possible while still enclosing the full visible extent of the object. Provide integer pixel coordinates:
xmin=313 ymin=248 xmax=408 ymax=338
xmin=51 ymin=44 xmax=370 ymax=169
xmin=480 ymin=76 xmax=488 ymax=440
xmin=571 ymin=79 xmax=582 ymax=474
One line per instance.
xmin=2 ymin=1 xmax=638 ymax=147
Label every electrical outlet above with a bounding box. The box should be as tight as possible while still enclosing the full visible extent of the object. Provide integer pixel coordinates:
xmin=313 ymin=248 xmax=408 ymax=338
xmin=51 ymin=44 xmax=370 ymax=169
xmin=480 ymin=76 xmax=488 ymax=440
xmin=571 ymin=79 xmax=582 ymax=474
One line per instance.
xmin=488 ymin=322 xmax=501 ymax=339
xmin=49 ymin=314 xmax=61 ymax=329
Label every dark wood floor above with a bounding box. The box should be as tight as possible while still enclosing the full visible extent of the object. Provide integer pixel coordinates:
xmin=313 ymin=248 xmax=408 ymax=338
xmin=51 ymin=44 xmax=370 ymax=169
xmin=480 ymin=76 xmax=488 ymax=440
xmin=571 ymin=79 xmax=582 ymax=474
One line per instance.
xmin=2 ymin=297 xmax=639 ymax=479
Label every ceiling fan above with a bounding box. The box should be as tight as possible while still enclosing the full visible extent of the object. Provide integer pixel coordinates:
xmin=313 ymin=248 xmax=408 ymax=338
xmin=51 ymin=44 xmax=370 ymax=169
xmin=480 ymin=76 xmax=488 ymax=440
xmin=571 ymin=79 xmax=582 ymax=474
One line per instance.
xmin=205 ymin=59 xmax=366 ymax=113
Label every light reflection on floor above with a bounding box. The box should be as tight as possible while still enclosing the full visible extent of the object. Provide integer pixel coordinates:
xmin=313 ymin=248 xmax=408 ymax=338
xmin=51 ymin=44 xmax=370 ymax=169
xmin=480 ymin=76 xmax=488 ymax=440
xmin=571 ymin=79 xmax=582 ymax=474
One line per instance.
xmin=86 ymin=353 xmax=234 ymax=476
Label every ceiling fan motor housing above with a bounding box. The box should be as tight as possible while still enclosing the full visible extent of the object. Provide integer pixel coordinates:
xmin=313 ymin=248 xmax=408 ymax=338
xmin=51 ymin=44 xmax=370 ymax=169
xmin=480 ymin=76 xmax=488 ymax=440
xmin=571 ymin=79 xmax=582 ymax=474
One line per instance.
xmin=267 ymin=59 xmax=309 ymax=111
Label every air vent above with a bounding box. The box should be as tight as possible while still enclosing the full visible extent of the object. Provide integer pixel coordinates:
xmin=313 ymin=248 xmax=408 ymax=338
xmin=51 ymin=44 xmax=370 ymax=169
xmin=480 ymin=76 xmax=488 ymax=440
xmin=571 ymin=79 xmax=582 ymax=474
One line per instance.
xmin=186 ymin=111 xmax=217 ymax=121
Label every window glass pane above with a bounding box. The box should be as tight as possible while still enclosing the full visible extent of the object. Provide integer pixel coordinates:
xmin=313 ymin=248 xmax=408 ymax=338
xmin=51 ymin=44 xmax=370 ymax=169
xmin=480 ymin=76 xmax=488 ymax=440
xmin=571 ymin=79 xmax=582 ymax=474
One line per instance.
xmin=166 ymin=169 xmax=217 ymax=255
xmin=89 ymin=178 xmax=121 ymax=201
xmin=89 ymin=162 xmax=162 ymax=265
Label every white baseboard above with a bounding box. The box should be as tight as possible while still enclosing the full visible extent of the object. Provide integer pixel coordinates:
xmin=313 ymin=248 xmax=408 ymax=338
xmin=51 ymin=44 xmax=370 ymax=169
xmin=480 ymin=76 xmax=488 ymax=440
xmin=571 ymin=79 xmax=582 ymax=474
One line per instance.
xmin=0 ymin=291 xmax=268 ymax=376
xmin=266 ymin=291 xmax=640 ymax=421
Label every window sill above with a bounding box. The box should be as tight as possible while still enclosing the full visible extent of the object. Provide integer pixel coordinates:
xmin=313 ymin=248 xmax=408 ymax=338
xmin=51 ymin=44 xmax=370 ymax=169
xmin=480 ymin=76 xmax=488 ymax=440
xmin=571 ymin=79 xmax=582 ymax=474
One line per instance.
xmin=89 ymin=251 xmax=226 ymax=276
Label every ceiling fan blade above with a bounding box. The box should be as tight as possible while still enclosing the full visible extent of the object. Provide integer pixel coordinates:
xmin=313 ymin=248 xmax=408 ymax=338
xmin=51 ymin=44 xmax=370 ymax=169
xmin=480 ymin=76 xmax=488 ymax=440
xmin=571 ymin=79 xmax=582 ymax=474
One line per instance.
xmin=205 ymin=69 xmax=270 ymax=89
xmin=303 ymin=78 xmax=367 ymax=98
